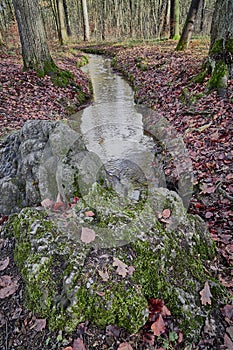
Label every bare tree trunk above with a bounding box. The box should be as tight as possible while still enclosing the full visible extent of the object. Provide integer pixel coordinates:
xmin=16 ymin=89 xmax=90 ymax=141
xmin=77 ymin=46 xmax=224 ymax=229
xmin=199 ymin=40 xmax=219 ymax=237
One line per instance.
xmin=102 ymin=0 xmax=106 ymax=41
xmin=63 ymin=0 xmax=72 ymax=37
xmin=207 ymin=0 xmax=233 ymax=95
xmin=0 ymin=30 xmax=3 ymax=45
xmin=170 ymin=0 xmax=180 ymax=39
xmin=57 ymin=0 xmax=68 ymax=43
xmin=81 ymin=0 xmax=90 ymax=41
xmin=12 ymin=0 xmax=73 ymax=87
xmin=200 ymin=0 xmax=206 ymax=32
xmin=176 ymin=0 xmax=201 ymax=50
xmin=49 ymin=0 xmax=63 ymax=44
xmin=12 ymin=0 xmax=54 ymax=74
xmin=162 ymin=0 xmax=171 ymax=38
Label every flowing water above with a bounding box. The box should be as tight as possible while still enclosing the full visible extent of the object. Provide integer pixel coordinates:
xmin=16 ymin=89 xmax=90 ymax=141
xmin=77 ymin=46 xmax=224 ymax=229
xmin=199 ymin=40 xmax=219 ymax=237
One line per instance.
xmin=70 ymin=54 xmax=159 ymax=197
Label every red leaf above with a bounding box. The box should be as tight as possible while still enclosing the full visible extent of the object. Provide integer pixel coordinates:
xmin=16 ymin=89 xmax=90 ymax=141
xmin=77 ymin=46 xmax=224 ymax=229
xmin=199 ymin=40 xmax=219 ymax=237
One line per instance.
xmin=151 ymin=314 xmax=166 ymax=336
xmin=162 ymin=209 xmax=171 ymax=219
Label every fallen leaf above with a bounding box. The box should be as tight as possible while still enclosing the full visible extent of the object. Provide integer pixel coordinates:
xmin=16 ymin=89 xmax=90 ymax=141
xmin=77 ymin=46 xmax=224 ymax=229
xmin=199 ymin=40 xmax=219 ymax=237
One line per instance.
xmin=142 ymin=332 xmax=155 ymax=345
xmin=96 ymin=291 xmax=105 ymax=297
xmin=41 ymin=198 xmax=55 ymax=209
xmin=161 ymin=304 xmax=171 ymax=317
xmin=127 ymin=265 xmax=135 ymax=276
xmin=73 ymin=338 xmax=86 ymax=350
xmin=117 ymin=342 xmax=134 ymax=350
xmin=81 ymin=227 xmax=96 ymax=244
xmin=200 ymin=281 xmax=212 ymax=305
xmin=200 ymin=183 xmax=215 ymax=194
xmin=224 ymin=333 xmax=233 ymax=349
xmin=162 ymin=209 xmax=171 ymax=219
xmin=84 ymin=211 xmax=95 ymax=217
xmin=0 ymin=280 xmax=18 ymax=299
xmin=53 ymin=201 xmax=66 ymax=211
xmin=30 ymin=318 xmax=46 ymax=331
xmin=98 ymin=269 xmax=109 ymax=281
xmin=106 ymin=324 xmax=121 ymax=338
xmin=0 ymin=257 xmax=10 ymax=271
xmin=113 ymin=257 xmax=128 ymax=277
xmin=221 ymin=304 xmax=233 ymax=321
xmin=151 ymin=314 xmax=166 ymax=336
xmin=0 ymin=275 xmax=12 ymax=287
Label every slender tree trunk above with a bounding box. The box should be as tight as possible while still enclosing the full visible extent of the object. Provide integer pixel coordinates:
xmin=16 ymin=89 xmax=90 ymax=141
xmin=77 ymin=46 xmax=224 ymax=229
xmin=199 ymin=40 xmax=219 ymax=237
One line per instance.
xmin=57 ymin=0 xmax=68 ymax=43
xmin=176 ymin=0 xmax=201 ymax=50
xmin=49 ymin=0 xmax=63 ymax=44
xmin=81 ymin=0 xmax=90 ymax=41
xmin=200 ymin=0 xmax=206 ymax=32
xmin=162 ymin=0 xmax=171 ymax=38
xmin=170 ymin=0 xmax=180 ymax=39
xmin=207 ymin=0 xmax=233 ymax=95
xmin=102 ymin=0 xmax=106 ymax=41
xmin=63 ymin=0 xmax=72 ymax=37
xmin=0 ymin=30 xmax=3 ymax=45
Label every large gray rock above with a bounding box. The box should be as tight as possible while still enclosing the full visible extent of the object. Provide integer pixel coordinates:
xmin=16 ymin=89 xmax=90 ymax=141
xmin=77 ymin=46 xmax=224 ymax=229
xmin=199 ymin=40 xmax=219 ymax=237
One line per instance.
xmin=0 ymin=120 xmax=86 ymax=214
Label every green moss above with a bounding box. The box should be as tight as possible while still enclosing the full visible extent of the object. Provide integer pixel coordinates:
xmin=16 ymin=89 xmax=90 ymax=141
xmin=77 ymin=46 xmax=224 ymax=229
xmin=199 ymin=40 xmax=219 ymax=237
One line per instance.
xmin=3 ymin=183 xmax=229 ymax=342
xmin=76 ymin=55 xmax=89 ymax=68
xmin=69 ymin=281 xmax=148 ymax=333
xmin=207 ymin=61 xmax=229 ymax=92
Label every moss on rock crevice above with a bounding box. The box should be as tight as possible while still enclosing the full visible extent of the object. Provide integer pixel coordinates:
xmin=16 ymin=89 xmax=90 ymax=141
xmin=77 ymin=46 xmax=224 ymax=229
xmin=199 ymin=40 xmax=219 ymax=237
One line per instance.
xmin=3 ymin=183 xmax=228 ymax=342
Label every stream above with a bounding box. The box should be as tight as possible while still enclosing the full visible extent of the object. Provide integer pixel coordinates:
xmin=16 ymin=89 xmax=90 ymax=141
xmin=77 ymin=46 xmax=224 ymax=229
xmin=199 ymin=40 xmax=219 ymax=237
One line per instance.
xmin=70 ymin=54 xmax=162 ymax=200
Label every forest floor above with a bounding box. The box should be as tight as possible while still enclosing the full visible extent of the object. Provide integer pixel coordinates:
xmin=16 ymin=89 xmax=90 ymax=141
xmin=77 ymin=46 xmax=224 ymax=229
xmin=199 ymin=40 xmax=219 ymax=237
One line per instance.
xmin=0 ymin=29 xmax=233 ymax=349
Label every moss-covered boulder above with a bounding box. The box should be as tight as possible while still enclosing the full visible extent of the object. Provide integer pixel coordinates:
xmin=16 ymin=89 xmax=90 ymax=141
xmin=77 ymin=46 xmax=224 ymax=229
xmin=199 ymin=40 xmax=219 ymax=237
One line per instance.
xmin=3 ymin=183 xmax=227 ymax=342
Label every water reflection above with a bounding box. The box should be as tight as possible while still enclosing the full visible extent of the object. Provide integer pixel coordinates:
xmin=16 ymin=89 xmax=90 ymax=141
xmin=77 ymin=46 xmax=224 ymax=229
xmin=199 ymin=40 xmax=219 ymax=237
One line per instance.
xmin=71 ymin=54 xmax=157 ymax=189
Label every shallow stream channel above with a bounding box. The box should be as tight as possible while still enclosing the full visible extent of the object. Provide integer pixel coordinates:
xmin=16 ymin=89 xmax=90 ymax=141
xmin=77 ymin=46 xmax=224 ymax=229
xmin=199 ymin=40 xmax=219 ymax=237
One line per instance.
xmin=69 ymin=54 xmax=193 ymax=209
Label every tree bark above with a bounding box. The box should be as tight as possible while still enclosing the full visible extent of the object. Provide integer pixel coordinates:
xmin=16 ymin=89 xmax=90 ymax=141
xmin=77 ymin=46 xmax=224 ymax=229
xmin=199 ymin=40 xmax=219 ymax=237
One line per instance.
xmin=12 ymin=0 xmax=73 ymax=87
xmin=170 ymin=0 xmax=180 ymax=39
xmin=207 ymin=0 xmax=233 ymax=95
xmin=81 ymin=0 xmax=90 ymax=41
xmin=176 ymin=0 xmax=201 ymax=50
xmin=63 ymin=0 xmax=72 ymax=37
xmin=57 ymin=0 xmax=68 ymax=43
xmin=0 ymin=30 xmax=3 ymax=45
xmin=12 ymin=0 xmax=54 ymax=74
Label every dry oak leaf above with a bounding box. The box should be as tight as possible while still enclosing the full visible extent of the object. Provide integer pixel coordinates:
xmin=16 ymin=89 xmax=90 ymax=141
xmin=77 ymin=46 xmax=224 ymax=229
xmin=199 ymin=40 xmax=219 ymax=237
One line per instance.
xmin=113 ymin=257 xmax=128 ymax=277
xmin=98 ymin=269 xmax=110 ymax=281
xmin=31 ymin=318 xmax=46 ymax=332
xmin=81 ymin=227 xmax=96 ymax=244
xmin=151 ymin=314 xmax=166 ymax=336
xmin=0 ymin=280 xmax=18 ymax=299
xmin=117 ymin=342 xmax=134 ymax=350
xmin=0 ymin=257 xmax=10 ymax=271
xmin=200 ymin=281 xmax=212 ymax=305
